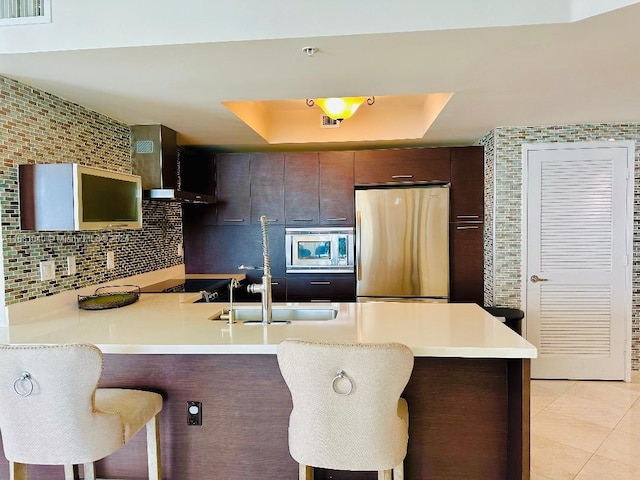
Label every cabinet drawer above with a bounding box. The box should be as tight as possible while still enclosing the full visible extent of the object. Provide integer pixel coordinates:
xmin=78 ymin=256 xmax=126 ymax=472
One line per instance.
xmin=286 ymin=275 xmax=355 ymax=302
xmin=355 ymin=147 xmax=451 ymax=185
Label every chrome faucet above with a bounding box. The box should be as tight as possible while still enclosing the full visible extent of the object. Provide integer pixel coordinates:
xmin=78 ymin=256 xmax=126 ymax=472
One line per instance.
xmin=246 ymin=215 xmax=272 ymax=324
xmin=227 ymin=278 xmax=240 ymax=324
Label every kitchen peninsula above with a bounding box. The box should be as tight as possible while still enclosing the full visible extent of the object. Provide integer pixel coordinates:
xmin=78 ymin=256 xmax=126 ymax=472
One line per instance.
xmin=0 ymin=275 xmax=536 ymax=480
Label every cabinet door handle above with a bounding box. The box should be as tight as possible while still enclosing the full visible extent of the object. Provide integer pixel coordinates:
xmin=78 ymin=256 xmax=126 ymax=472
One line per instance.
xmin=105 ymin=223 xmax=128 ymax=228
xmin=310 ymin=281 xmax=331 ymax=285
xmin=271 ymin=282 xmax=280 ymax=286
xmin=456 ymin=215 xmax=480 ymax=219
xmin=265 ymin=218 xmax=278 ymax=223
xmin=223 ymin=218 xmax=245 ymax=223
xmin=391 ymin=175 xmax=413 ymax=179
xmin=292 ymin=218 xmax=313 ymax=222
xmin=456 ymin=225 xmax=480 ymax=230
xmin=310 ymin=299 xmax=331 ymax=303
xmin=325 ymin=217 xmax=347 ymax=222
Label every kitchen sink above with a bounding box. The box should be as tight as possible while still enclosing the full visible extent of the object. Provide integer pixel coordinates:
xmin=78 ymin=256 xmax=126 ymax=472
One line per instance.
xmin=209 ymin=306 xmax=338 ymax=323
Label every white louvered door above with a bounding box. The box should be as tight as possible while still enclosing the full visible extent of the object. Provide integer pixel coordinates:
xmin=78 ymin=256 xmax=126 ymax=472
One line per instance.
xmin=524 ymin=143 xmax=633 ymax=380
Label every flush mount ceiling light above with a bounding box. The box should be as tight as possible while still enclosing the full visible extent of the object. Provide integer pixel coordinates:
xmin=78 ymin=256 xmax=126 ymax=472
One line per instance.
xmin=306 ymin=96 xmax=375 ymax=121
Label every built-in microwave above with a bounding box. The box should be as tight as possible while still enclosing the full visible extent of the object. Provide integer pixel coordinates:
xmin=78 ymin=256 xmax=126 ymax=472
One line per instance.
xmin=285 ymin=227 xmax=355 ymax=273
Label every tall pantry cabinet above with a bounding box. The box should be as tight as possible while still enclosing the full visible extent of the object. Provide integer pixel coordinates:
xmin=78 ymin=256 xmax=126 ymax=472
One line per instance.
xmin=449 ymin=146 xmax=485 ymax=305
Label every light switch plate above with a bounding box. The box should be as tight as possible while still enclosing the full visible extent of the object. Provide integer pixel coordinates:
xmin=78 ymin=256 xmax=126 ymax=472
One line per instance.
xmin=106 ymin=251 xmax=115 ymax=269
xmin=39 ymin=260 xmax=55 ymax=281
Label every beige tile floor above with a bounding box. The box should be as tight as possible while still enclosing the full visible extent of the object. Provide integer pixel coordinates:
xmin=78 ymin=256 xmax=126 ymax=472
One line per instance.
xmin=530 ymin=371 xmax=640 ymax=479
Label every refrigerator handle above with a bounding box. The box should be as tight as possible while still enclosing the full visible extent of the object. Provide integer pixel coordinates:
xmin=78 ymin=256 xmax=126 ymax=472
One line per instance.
xmin=356 ymin=210 xmax=362 ymax=281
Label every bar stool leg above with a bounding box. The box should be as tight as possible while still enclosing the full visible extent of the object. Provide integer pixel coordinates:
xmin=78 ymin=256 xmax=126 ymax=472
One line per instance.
xmin=393 ymin=462 xmax=405 ymax=479
xmin=146 ymin=415 xmax=161 ymax=480
xmin=299 ymin=464 xmax=314 ymax=479
xmin=83 ymin=462 xmax=96 ymax=480
xmin=9 ymin=462 xmax=27 ymax=480
xmin=63 ymin=464 xmax=77 ymax=480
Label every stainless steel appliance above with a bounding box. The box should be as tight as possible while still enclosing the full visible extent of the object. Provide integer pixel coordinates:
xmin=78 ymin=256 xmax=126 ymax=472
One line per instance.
xmin=285 ymin=227 xmax=355 ymax=273
xmin=356 ymin=185 xmax=449 ymax=301
xmin=130 ymin=124 xmax=215 ymax=204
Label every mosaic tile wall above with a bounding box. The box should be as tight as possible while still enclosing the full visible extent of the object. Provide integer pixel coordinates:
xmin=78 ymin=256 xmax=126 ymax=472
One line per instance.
xmin=478 ymin=130 xmax=495 ymax=306
xmin=0 ymin=76 xmax=183 ymax=304
xmin=485 ymin=123 xmax=640 ymax=370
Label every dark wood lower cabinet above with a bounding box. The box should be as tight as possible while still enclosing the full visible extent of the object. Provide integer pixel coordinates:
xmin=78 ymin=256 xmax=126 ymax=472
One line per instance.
xmin=0 ymin=355 xmax=528 ymax=479
xmin=0 ymin=354 xmax=530 ymax=480
xmin=449 ymin=222 xmax=484 ymax=304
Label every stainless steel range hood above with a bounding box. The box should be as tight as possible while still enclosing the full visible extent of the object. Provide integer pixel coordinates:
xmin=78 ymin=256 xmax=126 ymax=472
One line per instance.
xmin=130 ymin=125 xmax=215 ymax=204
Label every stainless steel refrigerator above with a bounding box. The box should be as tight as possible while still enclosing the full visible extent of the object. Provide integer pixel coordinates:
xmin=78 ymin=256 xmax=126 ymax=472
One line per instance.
xmin=355 ymin=185 xmax=449 ymax=301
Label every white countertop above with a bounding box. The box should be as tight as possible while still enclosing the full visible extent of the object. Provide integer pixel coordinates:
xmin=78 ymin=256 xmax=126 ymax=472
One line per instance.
xmin=0 ymin=291 xmax=537 ymax=358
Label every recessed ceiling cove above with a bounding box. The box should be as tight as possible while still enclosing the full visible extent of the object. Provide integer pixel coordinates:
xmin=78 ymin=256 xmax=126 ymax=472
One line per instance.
xmin=223 ymin=93 xmax=453 ymax=144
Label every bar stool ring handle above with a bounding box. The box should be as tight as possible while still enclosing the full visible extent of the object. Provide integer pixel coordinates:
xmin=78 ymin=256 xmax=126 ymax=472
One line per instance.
xmin=13 ymin=371 xmax=34 ymax=397
xmin=331 ymin=370 xmax=353 ymax=396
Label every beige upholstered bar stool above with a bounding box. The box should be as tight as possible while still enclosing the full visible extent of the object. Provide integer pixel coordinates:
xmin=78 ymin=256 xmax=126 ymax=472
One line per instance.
xmin=277 ymin=340 xmax=414 ymax=480
xmin=0 ymin=343 xmax=163 ymax=480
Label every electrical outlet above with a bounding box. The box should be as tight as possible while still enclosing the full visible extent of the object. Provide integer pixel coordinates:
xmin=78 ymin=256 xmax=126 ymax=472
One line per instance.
xmin=177 ymin=244 xmax=184 ymax=257
xmin=187 ymin=401 xmax=202 ymax=426
xmin=66 ymin=256 xmax=76 ymax=275
xmin=106 ymin=251 xmax=115 ymax=269
xmin=39 ymin=260 xmax=55 ymax=281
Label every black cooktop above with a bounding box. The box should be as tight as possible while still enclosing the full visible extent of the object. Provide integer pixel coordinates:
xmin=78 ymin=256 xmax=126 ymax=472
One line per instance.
xmin=140 ymin=278 xmax=231 ymax=294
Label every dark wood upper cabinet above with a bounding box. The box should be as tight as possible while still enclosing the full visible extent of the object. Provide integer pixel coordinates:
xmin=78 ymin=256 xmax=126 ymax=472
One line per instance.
xmin=450 ymin=146 xmax=484 ymax=222
xmin=250 ymin=153 xmax=285 ymax=225
xmin=179 ymin=147 xmax=217 ymax=225
xmin=319 ymin=151 xmax=354 ymax=226
xmin=179 ymin=147 xmax=215 ymax=196
xmin=284 ymin=152 xmax=319 ymax=225
xmin=354 ymin=147 xmax=451 ymax=185
xmin=215 ymin=153 xmax=251 ymax=225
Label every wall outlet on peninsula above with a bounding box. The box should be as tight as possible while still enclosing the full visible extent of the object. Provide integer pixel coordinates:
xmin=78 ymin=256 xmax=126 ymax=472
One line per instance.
xmin=187 ymin=401 xmax=202 ymax=426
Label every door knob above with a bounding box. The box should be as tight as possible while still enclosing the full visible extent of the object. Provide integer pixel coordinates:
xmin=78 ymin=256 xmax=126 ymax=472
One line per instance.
xmin=530 ymin=275 xmax=549 ymax=283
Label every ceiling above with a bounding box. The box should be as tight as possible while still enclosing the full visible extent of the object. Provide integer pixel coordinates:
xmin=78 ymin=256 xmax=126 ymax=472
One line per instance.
xmin=1 ymin=0 xmax=640 ymax=151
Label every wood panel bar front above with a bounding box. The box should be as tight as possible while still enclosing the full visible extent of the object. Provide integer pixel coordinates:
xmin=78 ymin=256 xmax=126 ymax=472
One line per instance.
xmin=0 ymin=355 xmax=529 ymax=479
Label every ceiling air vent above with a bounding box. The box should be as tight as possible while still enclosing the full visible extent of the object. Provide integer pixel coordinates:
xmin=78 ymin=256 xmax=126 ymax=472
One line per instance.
xmin=0 ymin=0 xmax=51 ymax=26
xmin=320 ymin=115 xmax=340 ymax=129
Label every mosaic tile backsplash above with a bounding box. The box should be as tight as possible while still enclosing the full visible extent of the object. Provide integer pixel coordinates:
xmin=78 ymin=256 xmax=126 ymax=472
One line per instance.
xmin=484 ymin=123 xmax=640 ymax=370
xmin=0 ymin=76 xmax=183 ymax=305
